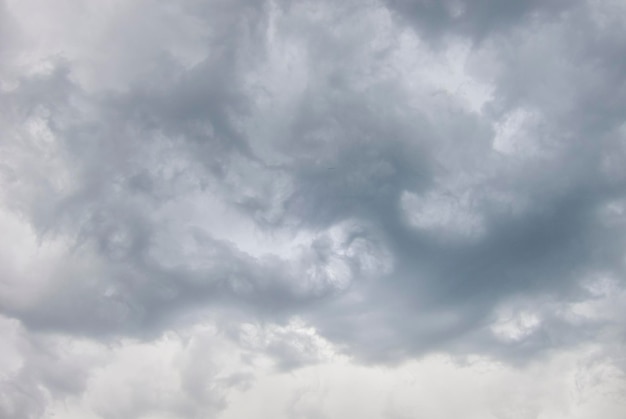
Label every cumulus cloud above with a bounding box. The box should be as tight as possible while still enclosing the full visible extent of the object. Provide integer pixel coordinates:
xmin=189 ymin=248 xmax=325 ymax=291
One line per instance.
xmin=1 ymin=0 xmax=625 ymax=417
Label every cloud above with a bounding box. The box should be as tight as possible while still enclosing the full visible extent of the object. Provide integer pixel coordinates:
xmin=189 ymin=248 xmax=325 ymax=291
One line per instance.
xmin=1 ymin=0 xmax=625 ymax=416
xmin=383 ymin=0 xmax=576 ymax=42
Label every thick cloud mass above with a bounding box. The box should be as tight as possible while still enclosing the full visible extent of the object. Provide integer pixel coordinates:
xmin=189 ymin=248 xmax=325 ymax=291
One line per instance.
xmin=1 ymin=0 xmax=626 ymax=417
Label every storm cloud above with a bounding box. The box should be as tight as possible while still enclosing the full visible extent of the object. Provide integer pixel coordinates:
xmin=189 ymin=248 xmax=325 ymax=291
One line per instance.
xmin=1 ymin=0 xmax=625 ymax=417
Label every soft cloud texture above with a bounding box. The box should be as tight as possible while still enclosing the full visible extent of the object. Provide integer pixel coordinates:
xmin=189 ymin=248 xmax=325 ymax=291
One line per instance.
xmin=1 ymin=0 xmax=625 ymax=417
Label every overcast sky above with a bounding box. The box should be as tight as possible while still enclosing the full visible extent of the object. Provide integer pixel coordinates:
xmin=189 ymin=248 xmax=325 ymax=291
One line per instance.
xmin=1 ymin=0 xmax=626 ymax=418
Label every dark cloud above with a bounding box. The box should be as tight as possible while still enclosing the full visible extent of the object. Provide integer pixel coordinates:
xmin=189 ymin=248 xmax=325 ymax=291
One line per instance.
xmin=383 ymin=0 xmax=576 ymax=42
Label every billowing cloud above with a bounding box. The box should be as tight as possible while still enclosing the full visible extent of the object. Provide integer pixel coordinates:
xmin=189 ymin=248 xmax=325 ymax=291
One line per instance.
xmin=1 ymin=0 xmax=625 ymax=417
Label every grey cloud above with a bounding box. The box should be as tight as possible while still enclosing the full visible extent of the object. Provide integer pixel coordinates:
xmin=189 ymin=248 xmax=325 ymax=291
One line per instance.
xmin=258 ymin=0 xmax=626 ymax=362
xmin=0 ymin=0 xmax=625 ymax=386
xmin=0 ymin=316 xmax=101 ymax=419
xmin=383 ymin=0 xmax=575 ymax=42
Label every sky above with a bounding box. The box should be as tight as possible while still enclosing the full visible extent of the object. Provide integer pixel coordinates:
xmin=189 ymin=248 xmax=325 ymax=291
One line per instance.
xmin=1 ymin=0 xmax=626 ymax=418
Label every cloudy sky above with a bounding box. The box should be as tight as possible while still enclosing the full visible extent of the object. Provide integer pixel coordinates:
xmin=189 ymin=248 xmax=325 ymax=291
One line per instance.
xmin=1 ymin=0 xmax=626 ymax=417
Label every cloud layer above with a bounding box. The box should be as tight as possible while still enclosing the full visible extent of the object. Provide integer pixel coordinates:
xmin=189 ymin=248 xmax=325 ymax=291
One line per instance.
xmin=1 ymin=0 xmax=625 ymax=417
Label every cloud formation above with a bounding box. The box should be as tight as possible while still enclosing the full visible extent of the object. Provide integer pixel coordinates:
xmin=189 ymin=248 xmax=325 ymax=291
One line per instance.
xmin=1 ymin=0 xmax=625 ymax=417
